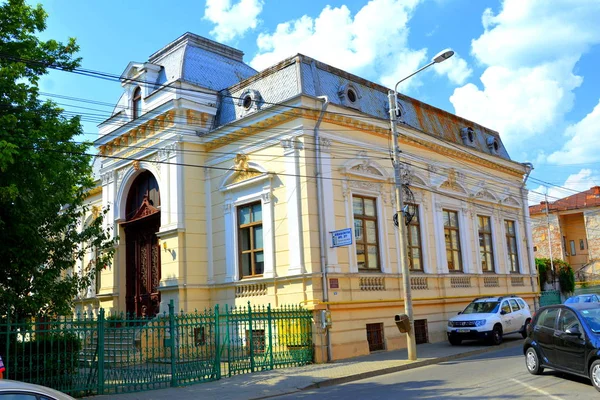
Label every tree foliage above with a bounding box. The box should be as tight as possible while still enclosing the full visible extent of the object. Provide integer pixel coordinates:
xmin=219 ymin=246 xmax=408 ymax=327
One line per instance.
xmin=0 ymin=0 xmax=114 ymax=318
xmin=535 ymin=258 xmax=574 ymax=294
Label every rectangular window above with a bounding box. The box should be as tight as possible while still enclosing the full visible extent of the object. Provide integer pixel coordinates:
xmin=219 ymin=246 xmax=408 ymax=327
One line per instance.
xmin=353 ymin=195 xmax=380 ymax=271
xmin=407 ymin=204 xmax=423 ymax=271
xmin=570 ymin=240 xmax=576 ymax=256
xmin=505 ymin=220 xmax=519 ymax=273
xmin=478 ymin=215 xmax=495 ymax=272
xmin=238 ymin=202 xmax=264 ymax=278
xmin=443 ymin=209 xmax=462 ymax=272
xmin=580 ymin=239 xmax=585 ymax=250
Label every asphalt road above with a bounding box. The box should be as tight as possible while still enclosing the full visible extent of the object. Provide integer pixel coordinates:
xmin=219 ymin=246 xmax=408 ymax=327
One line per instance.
xmin=273 ymin=345 xmax=597 ymax=399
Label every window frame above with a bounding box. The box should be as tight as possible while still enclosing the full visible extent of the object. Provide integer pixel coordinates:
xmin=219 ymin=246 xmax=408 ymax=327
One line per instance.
xmin=237 ymin=201 xmax=264 ymax=279
xmin=478 ymin=215 xmax=495 ymax=273
xmin=443 ymin=209 xmax=463 ymax=272
xmin=352 ymin=195 xmax=381 ymax=272
xmin=504 ymin=220 xmax=520 ymax=273
xmin=406 ymin=204 xmax=423 ymax=271
xmin=132 ymin=87 xmax=142 ymax=119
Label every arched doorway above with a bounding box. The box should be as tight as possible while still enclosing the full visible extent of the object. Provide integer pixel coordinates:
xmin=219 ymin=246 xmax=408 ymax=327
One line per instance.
xmin=122 ymin=171 xmax=161 ymax=318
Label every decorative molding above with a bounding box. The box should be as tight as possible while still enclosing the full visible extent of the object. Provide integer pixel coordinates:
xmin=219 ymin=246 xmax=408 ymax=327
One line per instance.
xmin=410 ymin=276 xmax=428 ymax=290
xmin=450 ymin=276 xmax=471 ymax=288
xmin=319 ymin=137 xmax=332 ymax=153
xmin=223 ymin=203 xmax=232 ymax=214
xmin=261 ymin=191 xmax=272 ymax=204
xmin=483 ymin=276 xmax=500 ymax=287
xmin=511 ymin=276 xmax=525 ymax=287
xmin=235 ymin=283 xmax=268 ymax=298
xmin=158 ymin=143 xmax=177 ymax=160
xmin=132 ymin=160 xmax=140 ymax=171
xmin=280 ymin=137 xmax=303 ymax=153
xmin=101 ymin=172 xmax=112 ymax=185
xmin=359 ymin=276 xmax=385 ymax=291
xmin=349 ymin=180 xmax=382 ymax=193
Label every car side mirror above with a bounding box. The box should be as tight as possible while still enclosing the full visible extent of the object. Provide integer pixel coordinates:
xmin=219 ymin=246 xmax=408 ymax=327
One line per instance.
xmin=500 ymin=310 xmax=507 ymax=315
xmin=457 ymin=311 xmax=462 ymax=315
xmin=566 ymin=325 xmax=581 ymax=337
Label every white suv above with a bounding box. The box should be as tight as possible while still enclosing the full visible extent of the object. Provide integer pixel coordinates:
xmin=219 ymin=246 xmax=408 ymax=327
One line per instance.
xmin=447 ymin=296 xmax=532 ymax=345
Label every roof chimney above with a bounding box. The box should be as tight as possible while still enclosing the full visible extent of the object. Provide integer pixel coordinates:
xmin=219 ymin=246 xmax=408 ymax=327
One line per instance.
xmin=592 ymin=186 xmax=600 ymax=196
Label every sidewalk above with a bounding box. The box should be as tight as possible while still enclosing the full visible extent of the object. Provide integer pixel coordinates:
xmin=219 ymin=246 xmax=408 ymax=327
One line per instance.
xmin=92 ymin=338 xmax=522 ymax=400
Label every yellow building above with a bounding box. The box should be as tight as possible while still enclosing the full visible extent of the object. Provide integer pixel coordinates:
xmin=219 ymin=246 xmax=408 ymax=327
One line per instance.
xmin=77 ymin=33 xmax=538 ymax=361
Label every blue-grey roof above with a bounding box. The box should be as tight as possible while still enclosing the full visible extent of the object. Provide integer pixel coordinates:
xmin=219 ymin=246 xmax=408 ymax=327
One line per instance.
xmin=149 ymin=33 xmax=257 ymax=91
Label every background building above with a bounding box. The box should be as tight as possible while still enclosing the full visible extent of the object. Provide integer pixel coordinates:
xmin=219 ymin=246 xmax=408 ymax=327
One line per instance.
xmin=77 ymin=32 xmax=538 ymax=361
xmin=530 ymin=186 xmax=600 ymax=283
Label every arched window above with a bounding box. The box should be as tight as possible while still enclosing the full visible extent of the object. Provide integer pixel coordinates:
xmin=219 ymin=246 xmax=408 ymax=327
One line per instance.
xmin=125 ymin=171 xmax=160 ymax=220
xmin=132 ymin=87 xmax=142 ymax=119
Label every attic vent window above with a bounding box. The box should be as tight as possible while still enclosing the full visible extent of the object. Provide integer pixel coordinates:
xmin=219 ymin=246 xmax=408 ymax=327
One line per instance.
xmin=242 ymin=95 xmax=253 ymax=110
xmin=486 ymin=136 xmax=500 ymax=154
xmin=237 ymin=89 xmax=262 ymax=115
xmin=338 ymin=83 xmax=361 ymax=110
xmin=460 ymin=127 xmax=475 ymax=146
xmin=347 ymin=88 xmax=357 ymax=103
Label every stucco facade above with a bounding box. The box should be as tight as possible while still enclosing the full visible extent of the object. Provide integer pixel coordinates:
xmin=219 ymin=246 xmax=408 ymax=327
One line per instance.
xmin=77 ymin=33 xmax=537 ymax=361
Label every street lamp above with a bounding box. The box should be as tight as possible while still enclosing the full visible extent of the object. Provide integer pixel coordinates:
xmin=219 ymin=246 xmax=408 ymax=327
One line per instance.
xmin=388 ymin=48 xmax=454 ymax=361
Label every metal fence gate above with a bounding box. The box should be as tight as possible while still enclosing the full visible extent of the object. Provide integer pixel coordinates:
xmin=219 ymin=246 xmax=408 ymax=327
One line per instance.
xmin=0 ymin=302 xmax=313 ymax=397
xmin=540 ymin=290 xmax=562 ymax=307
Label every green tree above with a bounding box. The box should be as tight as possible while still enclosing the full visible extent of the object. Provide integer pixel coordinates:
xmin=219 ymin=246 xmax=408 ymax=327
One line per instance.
xmin=0 ymin=0 xmax=114 ymax=319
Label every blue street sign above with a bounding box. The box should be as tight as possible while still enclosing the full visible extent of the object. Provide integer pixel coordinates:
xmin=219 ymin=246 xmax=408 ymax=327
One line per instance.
xmin=331 ymin=228 xmax=353 ymax=247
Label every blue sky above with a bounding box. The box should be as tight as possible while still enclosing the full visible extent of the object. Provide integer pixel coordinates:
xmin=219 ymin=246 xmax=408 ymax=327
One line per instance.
xmin=36 ymin=0 xmax=600 ymax=204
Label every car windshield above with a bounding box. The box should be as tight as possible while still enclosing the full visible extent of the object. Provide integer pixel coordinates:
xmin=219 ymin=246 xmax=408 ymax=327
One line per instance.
xmin=566 ymin=295 xmax=595 ymax=304
xmin=579 ymin=308 xmax=600 ymax=333
xmin=462 ymin=301 xmax=499 ymax=314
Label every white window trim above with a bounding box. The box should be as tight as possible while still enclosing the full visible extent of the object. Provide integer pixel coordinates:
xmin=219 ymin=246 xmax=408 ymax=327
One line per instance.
xmin=502 ymin=218 xmax=523 ymax=274
xmin=348 ymin=189 xmax=390 ymax=274
xmin=407 ymin=200 xmax=430 ymax=274
xmin=437 ymin=204 xmax=469 ymax=274
xmin=222 ymin=176 xmax=274 ymax=282
xmin=474 ymin=212 xmax=499 ymax=274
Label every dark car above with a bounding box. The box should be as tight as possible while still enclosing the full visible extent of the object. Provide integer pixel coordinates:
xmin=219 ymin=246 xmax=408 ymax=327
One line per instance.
xmin=523 ymin=303 xmax=600 ymax=391
xmin=565 ymin=294 xmax=600 ymax=304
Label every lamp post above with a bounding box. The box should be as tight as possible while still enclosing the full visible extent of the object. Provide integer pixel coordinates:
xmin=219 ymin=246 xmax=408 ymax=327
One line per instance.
xmin=388 ymin=48 xmax=454 ymax=361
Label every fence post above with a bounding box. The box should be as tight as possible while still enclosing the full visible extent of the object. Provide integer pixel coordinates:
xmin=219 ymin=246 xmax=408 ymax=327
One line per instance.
xmin=248 ymin=302 xmax=254 ymax=373
xmin=226 ymin=304 xmax=231 ymax=377
xmin=267 ymin=304 xmax=273 ymax=370
xmin=214 ymin=304 xmax=221 ymax=380
xmin=169 ymin=300 xmax=177 ymax=387
xmin=97 ymin=309 xmax=105 ymax=395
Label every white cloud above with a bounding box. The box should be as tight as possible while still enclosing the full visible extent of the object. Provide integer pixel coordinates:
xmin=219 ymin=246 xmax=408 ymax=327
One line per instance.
xmin=433 ymin=53 xmax=472 ymax=85
xmin=204 ymin=0 xmax=264 ymax=42
xmin=547 ymin=99 xmax=600 ymax=164
xmin=530 ymin=169 xmax=600 ymax=205
xmin=249 ymin=0 xmax=461 ymax=92
xmin=450 ymin=0 xmax=600 ymax=149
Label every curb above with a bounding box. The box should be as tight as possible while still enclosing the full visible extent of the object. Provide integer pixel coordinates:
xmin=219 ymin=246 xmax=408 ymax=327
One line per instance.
xmin=251 ymin=340 xmax=521 ymax=399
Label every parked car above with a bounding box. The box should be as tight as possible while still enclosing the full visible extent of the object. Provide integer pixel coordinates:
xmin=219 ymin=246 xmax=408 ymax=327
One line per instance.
xmin=0 ymin=379 xmax=75 ymax=399
xmin=447 ymin=295 xmax=532 ymax=345
xmin=565 ymin=294 xmax=600 ymax=304
xmin=523 ymin=303 xmax=600 ymax=391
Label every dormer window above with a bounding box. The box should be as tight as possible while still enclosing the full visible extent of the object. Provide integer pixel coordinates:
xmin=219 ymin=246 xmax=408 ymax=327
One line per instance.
xmin=132 ymin=87 xmax=142 ymax=119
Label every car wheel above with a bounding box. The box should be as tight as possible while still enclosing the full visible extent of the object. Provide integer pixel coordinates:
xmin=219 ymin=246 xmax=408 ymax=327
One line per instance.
xmin=590 ymin=360 xmax=600 ymax=392
xmin=448 ymin=337 xmax=462 ymax=346
xmin=521 ymin=319 xmax=531 ymax=339
xmin=490 ymin=325 xmax=503 ymax=345
xmin=525 ymin=347 xmax=544 ymax=375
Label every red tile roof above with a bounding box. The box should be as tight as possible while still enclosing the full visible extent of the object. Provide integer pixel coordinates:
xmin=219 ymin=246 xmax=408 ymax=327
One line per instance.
xmin=530 ymin=186 xmax=600 ymax=215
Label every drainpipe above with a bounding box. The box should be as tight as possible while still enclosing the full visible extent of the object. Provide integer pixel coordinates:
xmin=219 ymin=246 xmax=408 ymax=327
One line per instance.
xmin=521 ymin=162 xmax=539 ymax=310
xmin=314 ymin=95 xmax=331 ymax=362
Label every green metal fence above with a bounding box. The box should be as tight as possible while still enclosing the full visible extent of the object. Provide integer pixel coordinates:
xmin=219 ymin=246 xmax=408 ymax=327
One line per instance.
xmin=0 ymin=302 xmax=313 ymax=397
xmin=540 ymin=290 xmax=562 ymax=307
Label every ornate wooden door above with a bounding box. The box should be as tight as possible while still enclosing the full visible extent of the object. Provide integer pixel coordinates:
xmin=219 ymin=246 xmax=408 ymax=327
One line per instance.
xmin=125 ymin=214 xmax=161 ymax=318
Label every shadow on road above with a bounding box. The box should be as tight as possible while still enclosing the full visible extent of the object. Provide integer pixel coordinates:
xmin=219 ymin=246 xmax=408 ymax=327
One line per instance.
xmin=281 ymin=379 xmax=522 ymax=400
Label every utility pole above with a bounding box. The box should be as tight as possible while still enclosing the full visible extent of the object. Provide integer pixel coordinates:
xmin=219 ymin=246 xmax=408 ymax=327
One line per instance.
xmin=387 ymin=49 xmax=454 ymax=361
xmin=545 ymin=192 xmax=555 ymax=289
